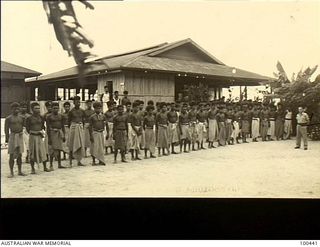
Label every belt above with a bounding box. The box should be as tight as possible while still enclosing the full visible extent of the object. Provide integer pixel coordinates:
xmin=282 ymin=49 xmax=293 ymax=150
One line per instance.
xmin=93 ymin=129 xmax=104 ymax=132
xmin=51 ymin=128 xmax=62 ymax=131
xmin=30 ymin=132 xmax=43 ymax=136
xmin=181 ymin=123 xmax=189 ymax=125
xmin=11 ymin=131 xmax=23 ymax=134
xmin=269 ymin=118 xmax=275 ymax=121
xmin=64 ymin=125 xmax=69 ymax=127
xmin=145 ymin=127 xmax=154 ymax=129
xmin=115 ymin=129 xmax=126 ymax=131
xmin=285 ymin=118 xmax=292 ymax=120
xmin=297 ymin=123 xmax=308 ymax=126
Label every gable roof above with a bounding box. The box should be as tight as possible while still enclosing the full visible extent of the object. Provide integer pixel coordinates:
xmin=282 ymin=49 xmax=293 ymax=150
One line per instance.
xmin=123 ymin=56 xmax=272 ymax=81
xmin=1 ymin=61 xmax=41 ymax=76
xmin=27 ymin=38 xmax=273 ymax=84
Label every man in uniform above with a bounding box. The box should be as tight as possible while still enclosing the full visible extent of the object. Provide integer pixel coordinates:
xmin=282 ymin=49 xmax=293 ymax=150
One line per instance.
xmin=46 ymin=102 xmax=66 ymax=170
xmin=68 ymin=96 xmax=86 ymax=167
xmin=283 ymin=108 xmax=293 ymax=140
xmin=225 ymin=103 xmax=234 ymax=145
xmin=268 ymin=104 xmax=276 ymax=141
xmin=295 ymin=106 xmax=310 ymax=150
xmin=121 ymin=90 xmax=131 ymax=106
xmin=5 ymin=102 xmax=25 ymax=177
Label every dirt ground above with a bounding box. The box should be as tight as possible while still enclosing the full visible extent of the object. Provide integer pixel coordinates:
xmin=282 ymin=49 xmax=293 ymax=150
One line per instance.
xmin=1 ymin=139 xmax=319 ymax=198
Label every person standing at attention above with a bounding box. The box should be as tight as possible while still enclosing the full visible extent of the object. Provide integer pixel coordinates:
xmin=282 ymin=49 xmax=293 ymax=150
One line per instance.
xmin=5 ymin=102 xmax=25 ymax=177
xmin=68 ymin=96 xmax=86 ymax=167
xmin=295 ymin=106 xmax=310 ymax=150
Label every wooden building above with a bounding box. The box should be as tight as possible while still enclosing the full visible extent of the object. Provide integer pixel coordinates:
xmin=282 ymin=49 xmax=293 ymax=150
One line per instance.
xmin=26 ymin=38 xmax=273 ymax=104
xmin=1 ymin=61 xmax=41 ymax=117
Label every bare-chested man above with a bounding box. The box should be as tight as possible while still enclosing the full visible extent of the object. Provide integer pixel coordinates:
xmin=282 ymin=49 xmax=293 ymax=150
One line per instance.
xmin=5 ymin=102 xmax=25 ymax=177
xmin=68 ymin=96 xmax=85 ymax=167
xmin=167 ymin=103 xmax=179 ymax=154
xmin=84 ymin=100 xmax=95 ymax=157
xmin=89 ymin=101 xmax=107 ymax=166
xmin=18 ymin=102 xmax=31 ymax=163
xmin=46 ymin=102 xmax=66 ymax=170
xmin=62 ymin=101 xmax=71 ymax=160
xmin=26 ymin=102 xmax=50 ymax=174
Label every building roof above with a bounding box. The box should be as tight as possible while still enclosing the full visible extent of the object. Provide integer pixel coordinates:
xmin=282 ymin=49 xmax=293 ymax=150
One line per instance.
xmin=27 ymin=38 xmax=274 ymax=84
xmin=1 ymin=61 xmax=41 ymax=76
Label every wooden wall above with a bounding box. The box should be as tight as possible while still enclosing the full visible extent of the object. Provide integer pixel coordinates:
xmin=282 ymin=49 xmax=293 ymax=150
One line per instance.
xmin=96 ymin=70 xmax=175 ymax=104
xmin=123 ymin=70 xmax=175 ymax=104
xmin=97 ymin=72 xmax=125 ymax=95
xmin=1 ymin=79 xmax=31 ymax=117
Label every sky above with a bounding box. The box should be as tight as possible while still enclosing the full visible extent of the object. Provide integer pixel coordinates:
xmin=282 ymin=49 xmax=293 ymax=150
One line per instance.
xmin=1 ymin=0 xmax=320 ymax=81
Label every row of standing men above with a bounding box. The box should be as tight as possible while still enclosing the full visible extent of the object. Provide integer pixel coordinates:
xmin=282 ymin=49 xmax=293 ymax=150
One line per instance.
xmin=6 ymin=97 xmax=307 ymax=178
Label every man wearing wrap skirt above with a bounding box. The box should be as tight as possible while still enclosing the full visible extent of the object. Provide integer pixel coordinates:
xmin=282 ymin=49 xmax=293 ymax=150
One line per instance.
xmin=232 ymin=105 xmax=242 ymax=144
xmin=196 ymin=104 xmax=208 ymax=150
xmin=68 ymin=96 xmax=86 ymax=167
xmin=129 ymin=101 xmax=143 ymax=161
xmin=84 ymin=100 xmax=95 ymax=157
xmin=268 ymin=105 xmax=276 ymax=141
xmin=260 ymin=104 xmax=270 ymax=141
xmin=188 ymin=102 xmax=198 ymax=151
xmin=43 ymin=101 xmax=53 ymax=162
xmin=207 ymin=103 xmax=219 ymax=148
xmin=225 ymin=104 xmax=235 ymax=145
xmin=240 ymin=105 xmax=250 ymax=143
xmin=62 ymin=102 xmax=71 ymax=160
xmin=18 ymin=102 xmax=31 ymax=163
xmin=179 ymin=103 xmax=191 ymax=153
xmin=46 ymin=102 xmax=66 ymax=170
xmin=89 ymin=101 xmax=107 ymax=165
xmin=26 ymin=102 xmax=50 ymax=174
xmin=5 ymin=102 xmax=26 ymax=177
xmin=217 ymin=107 xmax=227 ymax=146
xmin=104 ymin=101 xmax=115 ymax=154
xmin=143 ymin=105 xmax=157 ymax=158
xmin=275 ymin=103 xmax=285 ymax=140
xmin=156 ymin=102 xmax=170 ymax=156
xmin=113 ymin=105 xmax=128 ymax=163
xmin=251 ymin=103 xmax=261 ymax=142
xmin=167 ymin=103 xmax=180 ymax=154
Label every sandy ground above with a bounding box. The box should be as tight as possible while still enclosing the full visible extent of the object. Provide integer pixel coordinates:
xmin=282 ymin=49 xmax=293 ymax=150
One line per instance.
xmin=1 ymin=139 xmax=320 ymax=198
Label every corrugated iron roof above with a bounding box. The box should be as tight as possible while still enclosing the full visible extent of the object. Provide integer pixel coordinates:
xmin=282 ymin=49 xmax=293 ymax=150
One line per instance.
xmin=26 ymin=38 xmax=274 ymax=84
xmin=123 ymin=56 xmax=272 ymax=81
xmin=1 ymin=61 xmax=41 ymax=76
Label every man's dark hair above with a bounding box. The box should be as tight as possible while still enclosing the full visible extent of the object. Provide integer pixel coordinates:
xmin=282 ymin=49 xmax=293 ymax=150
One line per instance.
xmin=132 ymin=102 xmax=140 ymax=108
xmin=147 ymin=100 xmax=154 ymax=106
xmin=10 ymin=102 xmax=20 ymax=108
xmin=73 ymin=96 xmax=81 ymax=101
xmin=31 ymin=102 xmax=40 ymax=109
xmin=45 ymin=101 xmax=52 ymax=107
xmin=51 ymin=102 xmax=59 ymax=107
xmin=123 ymin=90 xmax=128 ymax=95
xmin=93 ymin=101 xmax=102 ymax=108
xmin=146 ymin=105 xmax=154 ymax=112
